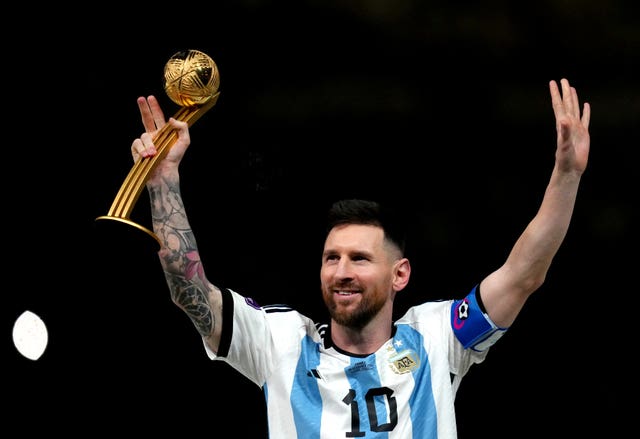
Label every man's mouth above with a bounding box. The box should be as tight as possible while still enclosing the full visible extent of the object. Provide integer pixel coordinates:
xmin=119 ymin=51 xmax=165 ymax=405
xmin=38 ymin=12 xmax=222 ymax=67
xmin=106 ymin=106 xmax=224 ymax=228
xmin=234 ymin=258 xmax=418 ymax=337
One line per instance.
xmin=335 ymin=290 xmax=358 ymax=296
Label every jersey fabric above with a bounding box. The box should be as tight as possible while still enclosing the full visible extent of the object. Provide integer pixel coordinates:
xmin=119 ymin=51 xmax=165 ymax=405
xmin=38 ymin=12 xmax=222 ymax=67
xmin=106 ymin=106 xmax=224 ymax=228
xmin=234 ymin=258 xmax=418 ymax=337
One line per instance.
xmin=203 ymin=286 xmax=507 ymax=438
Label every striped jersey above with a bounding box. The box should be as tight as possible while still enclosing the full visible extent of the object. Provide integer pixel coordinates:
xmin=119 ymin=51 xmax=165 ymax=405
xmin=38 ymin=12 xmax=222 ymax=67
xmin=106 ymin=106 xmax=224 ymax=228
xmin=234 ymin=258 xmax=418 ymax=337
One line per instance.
xmin=204 ymin=286 xmax=506 ymax=438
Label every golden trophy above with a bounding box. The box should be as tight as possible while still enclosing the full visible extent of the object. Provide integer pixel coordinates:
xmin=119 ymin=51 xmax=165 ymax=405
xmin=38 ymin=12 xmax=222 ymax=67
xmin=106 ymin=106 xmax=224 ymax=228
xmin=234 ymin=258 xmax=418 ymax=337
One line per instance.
xmin=96 ymin=49 xmax=220 ymax=247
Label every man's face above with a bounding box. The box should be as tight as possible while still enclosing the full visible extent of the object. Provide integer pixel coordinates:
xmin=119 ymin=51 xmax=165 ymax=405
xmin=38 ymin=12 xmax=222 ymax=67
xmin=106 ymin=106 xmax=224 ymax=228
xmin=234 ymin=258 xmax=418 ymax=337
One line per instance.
xmin=320 ymin=224 xmax=398 ymax=329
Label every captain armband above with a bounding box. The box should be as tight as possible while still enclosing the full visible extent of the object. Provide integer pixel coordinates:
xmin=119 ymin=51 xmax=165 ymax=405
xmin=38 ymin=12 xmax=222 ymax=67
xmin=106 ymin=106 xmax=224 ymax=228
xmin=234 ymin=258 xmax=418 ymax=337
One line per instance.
xmin=451 ymin=285 xmax=508 ymax=352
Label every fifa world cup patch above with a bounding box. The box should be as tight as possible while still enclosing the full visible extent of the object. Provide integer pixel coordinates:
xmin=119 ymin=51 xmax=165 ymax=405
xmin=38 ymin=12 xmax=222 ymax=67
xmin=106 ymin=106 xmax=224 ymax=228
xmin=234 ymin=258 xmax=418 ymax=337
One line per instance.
xmin=451 ymin=285 xmax=508 ymax=352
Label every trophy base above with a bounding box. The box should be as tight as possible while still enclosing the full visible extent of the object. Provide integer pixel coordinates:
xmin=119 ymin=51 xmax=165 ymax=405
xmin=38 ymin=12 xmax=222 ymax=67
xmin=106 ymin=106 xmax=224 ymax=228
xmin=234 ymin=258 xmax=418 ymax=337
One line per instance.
xmin=95 ymin=215 xmax=161 ymax=250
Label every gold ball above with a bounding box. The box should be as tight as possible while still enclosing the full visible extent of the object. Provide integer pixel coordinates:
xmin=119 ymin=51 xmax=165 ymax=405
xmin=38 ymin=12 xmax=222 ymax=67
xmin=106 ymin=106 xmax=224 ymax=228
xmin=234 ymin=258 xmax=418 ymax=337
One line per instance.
xmin=163 ymin=49 xmax=220 ymax=107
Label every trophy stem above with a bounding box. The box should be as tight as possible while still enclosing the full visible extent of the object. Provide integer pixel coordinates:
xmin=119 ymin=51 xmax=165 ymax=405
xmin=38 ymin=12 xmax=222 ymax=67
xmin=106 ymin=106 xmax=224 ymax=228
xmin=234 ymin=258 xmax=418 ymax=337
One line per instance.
xmin=96 ymin=92 xmax=220 ymax=247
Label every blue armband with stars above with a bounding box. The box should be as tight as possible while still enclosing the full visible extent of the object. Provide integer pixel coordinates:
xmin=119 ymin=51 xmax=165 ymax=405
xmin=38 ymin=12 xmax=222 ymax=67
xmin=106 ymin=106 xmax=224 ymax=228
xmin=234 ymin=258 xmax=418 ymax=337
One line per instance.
xmin=451 ymin=284 xmax=508 ymax=352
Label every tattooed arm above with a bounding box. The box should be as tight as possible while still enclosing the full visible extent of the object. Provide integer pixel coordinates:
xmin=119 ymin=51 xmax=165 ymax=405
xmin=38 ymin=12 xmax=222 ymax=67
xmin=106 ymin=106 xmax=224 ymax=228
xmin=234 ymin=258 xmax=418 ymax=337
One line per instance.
xmin=131 ymin=95 xmax=223 ymax=354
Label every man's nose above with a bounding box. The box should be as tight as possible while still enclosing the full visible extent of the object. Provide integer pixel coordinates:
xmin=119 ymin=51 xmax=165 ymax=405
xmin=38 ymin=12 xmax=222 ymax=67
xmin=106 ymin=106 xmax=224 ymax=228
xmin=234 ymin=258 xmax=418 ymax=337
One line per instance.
xmin=334 ymin=259 xmax=354 ymax=279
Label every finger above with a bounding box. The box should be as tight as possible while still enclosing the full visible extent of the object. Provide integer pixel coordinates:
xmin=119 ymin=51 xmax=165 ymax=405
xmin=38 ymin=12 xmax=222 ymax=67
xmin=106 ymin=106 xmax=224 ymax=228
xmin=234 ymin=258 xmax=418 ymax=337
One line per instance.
xmin=168 ymin=117 xmax=191 ymax=142
xmin=147 ymin=95 xmax=166 ymax=130
xmin=582 ymin=102 xmax=591 ymax=130
xmin=168 ymin=117 xmax=188 ymax=131
xmin=569 ymin=86 xmax=582 ymax=119
xmin=137 ymin=96 xmax=157 ymax=133
xmin=133 ymin=132 xmax=157 ymax=159
xmin=131 ymin=138 xmax=144 ymax=161
xmin=131 ymin=137 xmax=153 ymax=160
xmin=549 ymin=80 xmax=564 ymax=117
xmin=560 ymin=78 xmax=575 ymax=115
xmin=141 ymin=132 xmax=157 ymax=154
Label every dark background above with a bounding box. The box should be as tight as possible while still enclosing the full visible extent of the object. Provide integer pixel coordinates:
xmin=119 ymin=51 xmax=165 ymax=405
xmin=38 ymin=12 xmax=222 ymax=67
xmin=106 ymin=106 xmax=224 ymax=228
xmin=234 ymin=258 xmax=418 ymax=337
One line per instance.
xmin=4 ymin=1 xmax=636 ymax=437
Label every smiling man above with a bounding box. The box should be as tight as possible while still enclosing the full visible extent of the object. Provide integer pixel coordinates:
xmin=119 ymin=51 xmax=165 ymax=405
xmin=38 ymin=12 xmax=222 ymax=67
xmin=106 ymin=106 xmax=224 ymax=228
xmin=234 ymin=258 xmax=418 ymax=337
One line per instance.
xmin=129 ymin=78 xmax=590 ymax=438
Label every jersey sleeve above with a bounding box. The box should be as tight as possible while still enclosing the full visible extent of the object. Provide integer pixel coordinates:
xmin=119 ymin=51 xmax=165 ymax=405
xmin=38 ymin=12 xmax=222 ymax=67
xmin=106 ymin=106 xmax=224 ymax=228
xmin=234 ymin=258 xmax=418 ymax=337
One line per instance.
xmin=202 ymin=288 xmax=314 ymax=387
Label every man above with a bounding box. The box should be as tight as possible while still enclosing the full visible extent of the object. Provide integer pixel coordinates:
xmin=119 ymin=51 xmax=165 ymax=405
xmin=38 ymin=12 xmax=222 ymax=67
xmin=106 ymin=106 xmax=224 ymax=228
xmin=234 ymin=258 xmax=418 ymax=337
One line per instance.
xmin=131 ymin=78 xmax=590 ymax=437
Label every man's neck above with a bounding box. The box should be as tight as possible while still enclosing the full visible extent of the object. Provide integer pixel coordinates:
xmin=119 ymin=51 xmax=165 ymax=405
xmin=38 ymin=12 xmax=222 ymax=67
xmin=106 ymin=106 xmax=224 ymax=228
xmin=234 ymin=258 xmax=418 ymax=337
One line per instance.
xmin=330 ymin=315 xmax=394 ymax=356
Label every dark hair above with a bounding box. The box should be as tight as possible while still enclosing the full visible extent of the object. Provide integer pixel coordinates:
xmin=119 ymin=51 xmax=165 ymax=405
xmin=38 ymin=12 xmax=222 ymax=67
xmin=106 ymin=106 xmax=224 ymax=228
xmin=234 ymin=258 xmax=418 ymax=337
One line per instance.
xmin=326 ymin=199 xmax=407 ymax=254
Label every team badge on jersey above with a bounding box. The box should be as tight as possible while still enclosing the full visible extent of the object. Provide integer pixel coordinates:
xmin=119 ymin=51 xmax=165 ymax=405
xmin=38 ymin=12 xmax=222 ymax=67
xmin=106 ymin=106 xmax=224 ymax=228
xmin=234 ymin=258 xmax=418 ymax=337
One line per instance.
xmin=387 ymin=345 xmax=420 ymax=374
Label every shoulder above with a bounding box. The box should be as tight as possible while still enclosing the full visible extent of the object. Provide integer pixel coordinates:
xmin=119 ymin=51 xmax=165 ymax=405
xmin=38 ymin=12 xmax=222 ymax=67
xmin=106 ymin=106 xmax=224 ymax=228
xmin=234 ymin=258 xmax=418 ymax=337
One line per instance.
xmin=394 ymin=299 xmax=455 ymax=343
xmin=256 ymin=301 xmax=321 ymax=339
xmin=398 ymin=299 xmax=454 ymax=323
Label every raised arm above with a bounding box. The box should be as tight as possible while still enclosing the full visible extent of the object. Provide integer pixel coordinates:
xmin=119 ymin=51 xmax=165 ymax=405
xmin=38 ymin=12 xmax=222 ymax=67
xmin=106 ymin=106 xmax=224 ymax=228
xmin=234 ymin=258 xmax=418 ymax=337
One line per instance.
xmin=479 ymin=78 xmax=591 ymax=328
xmin=131 ymin=95 xmax=224 ymax=353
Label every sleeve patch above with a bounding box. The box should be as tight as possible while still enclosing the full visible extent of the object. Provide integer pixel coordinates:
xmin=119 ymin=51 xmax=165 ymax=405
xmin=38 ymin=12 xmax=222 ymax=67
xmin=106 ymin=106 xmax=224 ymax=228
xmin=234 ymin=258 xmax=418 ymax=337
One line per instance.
xmin=244 ymin=296 xmax=261 ymax=310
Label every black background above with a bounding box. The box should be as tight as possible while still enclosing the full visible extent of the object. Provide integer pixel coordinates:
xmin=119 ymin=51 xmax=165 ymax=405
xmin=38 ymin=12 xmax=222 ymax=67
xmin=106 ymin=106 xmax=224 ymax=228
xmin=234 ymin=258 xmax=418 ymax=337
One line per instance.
xmin=4 ymin=1 xmax=636 ymax=437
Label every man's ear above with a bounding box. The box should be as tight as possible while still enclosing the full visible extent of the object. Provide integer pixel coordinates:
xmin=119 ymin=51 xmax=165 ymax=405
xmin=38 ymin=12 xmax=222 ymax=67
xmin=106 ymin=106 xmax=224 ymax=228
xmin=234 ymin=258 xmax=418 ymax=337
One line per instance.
xmin=393 ymin=258 xmax=411 ymax=292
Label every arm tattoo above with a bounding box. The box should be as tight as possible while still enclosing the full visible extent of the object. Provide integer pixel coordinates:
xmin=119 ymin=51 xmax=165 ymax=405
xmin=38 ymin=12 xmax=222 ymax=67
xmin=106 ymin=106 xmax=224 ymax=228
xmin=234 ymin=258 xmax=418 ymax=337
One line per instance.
xmin=149 ymin=176 xmax=215 ymax=338
xmin=166 ymin=274 xmax=214 ymax=338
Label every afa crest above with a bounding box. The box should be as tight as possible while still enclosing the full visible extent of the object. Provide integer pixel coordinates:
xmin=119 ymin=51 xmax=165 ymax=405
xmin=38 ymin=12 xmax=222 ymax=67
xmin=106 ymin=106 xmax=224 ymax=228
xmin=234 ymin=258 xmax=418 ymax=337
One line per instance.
xmin=388 ymin=349 xmax=420 ymax=374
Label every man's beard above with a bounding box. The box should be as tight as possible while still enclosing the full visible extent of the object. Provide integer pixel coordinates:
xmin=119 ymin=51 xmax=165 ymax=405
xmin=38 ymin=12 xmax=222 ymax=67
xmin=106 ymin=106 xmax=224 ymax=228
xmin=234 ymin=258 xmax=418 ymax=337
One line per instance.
xmin=323 ymin=287 xmax=386 ymax=330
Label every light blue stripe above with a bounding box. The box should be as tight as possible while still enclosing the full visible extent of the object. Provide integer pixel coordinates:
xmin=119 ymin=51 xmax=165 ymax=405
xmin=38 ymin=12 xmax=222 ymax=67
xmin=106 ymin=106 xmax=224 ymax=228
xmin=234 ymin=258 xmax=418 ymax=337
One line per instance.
xmin=291 ymin=335 xmax=322 ymax=439
xmin=346 ymin=355 xmax=390 ymax=438
xmin=395 ymin=324 xmax=438 ymax=437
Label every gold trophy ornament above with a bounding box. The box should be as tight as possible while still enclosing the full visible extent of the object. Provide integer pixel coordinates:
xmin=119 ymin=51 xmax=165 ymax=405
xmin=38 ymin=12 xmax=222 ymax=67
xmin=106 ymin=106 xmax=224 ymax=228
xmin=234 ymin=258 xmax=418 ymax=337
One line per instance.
xmin=96 ymin=49 xmax=220 ymax=247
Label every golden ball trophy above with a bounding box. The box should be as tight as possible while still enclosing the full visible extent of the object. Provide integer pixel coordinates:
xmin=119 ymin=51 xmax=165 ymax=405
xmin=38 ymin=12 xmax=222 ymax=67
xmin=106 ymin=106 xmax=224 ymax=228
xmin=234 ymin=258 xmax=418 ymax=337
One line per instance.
xmin=96 ymin=49 xmax=220 ymax=247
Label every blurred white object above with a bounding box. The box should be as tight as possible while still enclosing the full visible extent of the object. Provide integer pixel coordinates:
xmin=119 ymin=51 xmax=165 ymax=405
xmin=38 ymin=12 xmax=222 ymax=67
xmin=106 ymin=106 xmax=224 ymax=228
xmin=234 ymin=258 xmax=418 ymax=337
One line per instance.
xmin=13 ymin=310 xmax=48 ymax=360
